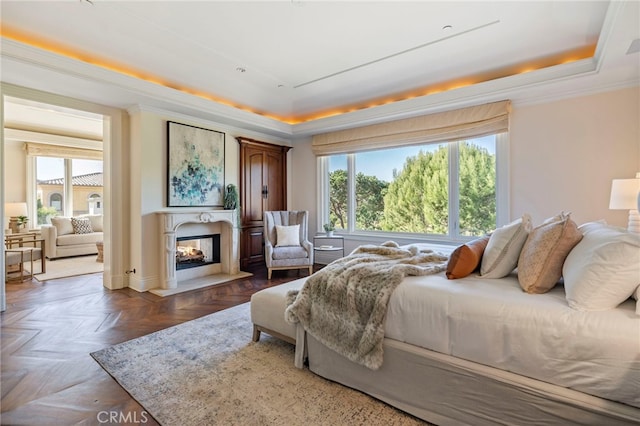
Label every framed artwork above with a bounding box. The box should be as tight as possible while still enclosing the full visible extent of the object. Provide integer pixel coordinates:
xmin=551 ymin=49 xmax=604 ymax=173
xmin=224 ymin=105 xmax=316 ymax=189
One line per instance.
xmin=167 ymin=121 xmax=225 ymax=207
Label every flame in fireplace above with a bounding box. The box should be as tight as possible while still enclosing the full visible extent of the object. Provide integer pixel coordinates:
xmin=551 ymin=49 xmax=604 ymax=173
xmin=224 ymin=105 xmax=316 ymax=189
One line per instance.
xmin=176 ymin=245 xmax=206 ymax=265
xmin=177 ymin=245 xmax=200 ymax=256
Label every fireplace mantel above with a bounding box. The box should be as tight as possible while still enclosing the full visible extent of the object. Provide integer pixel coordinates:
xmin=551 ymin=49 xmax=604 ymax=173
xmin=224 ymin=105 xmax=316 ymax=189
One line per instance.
xmin=158 ymin=209 xmax=239 ymax=233
xmin=155 ymin=209 xmax=241 ymax=293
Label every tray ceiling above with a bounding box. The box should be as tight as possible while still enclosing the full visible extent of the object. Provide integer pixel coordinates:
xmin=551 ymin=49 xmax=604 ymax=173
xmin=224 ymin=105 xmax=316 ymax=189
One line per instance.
xmin=1 ymin=0 xmax=624 ymax=124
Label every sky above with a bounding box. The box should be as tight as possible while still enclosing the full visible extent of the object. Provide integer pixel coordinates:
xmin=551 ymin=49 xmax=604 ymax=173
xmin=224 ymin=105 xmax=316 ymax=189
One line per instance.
xmin=37 ymin=157 xmax=103 ymax=181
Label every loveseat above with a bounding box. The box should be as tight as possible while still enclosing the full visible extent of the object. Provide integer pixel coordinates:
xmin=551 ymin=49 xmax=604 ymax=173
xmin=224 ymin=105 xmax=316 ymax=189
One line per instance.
xmin=41 ymin=215 xmax=103 ymax=260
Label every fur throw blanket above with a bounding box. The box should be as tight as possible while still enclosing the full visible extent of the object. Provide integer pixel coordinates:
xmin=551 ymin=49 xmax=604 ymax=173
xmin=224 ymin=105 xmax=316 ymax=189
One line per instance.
xmin=285 ymin=241 xmax=448 ymax=370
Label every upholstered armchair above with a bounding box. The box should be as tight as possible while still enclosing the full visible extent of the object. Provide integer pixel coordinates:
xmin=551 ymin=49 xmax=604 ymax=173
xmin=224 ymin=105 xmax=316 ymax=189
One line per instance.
xmin=264 ymin=211 xmax=313 ymax=279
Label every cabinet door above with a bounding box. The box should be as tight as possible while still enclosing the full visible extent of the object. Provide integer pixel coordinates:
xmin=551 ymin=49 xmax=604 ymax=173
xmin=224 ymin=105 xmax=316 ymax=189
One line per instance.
xmin=264 ymin=149 xmax=285 ymax=212
xmin=238 ymin=137 xmax=290 ymax=268
xmin=243 ymin=146 xmax=268 ymax=227
xmin=241 ymin=226 xmax=265 ymax=266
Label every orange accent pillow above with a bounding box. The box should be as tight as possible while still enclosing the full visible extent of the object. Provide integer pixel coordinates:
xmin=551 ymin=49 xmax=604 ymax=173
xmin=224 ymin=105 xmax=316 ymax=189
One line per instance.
xmin=446 ymin=235 xmax=491 ymax=279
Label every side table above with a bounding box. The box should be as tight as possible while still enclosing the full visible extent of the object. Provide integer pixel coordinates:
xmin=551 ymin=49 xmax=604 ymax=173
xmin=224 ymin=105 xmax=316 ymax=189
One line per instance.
xmin=313 ymin=235 xmax=345 ymax=265
xmin=96 ymin=241 xmax=104 ymax=263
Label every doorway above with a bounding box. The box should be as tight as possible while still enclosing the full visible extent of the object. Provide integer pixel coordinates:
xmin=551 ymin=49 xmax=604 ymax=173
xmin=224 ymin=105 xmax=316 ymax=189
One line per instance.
xmin=1 ymin=84 xmax=127 ymax=311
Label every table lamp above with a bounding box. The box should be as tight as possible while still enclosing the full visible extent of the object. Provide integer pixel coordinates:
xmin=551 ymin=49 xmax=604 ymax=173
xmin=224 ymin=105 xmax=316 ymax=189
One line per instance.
xmin=609 ymin=172 xmax=640 ymax=233
xmin=5 ymin=202 xmax=28 ymax=234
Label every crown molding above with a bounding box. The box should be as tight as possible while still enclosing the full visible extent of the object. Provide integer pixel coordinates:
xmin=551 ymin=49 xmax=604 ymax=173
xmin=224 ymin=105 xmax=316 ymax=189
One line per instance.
xmin=4 ymin=128 xmax=103 ymax=150
xmin=1 ymin=38 xmax=293 ymax=138
xmin=127 ymin=104 xmax=292 ymax=146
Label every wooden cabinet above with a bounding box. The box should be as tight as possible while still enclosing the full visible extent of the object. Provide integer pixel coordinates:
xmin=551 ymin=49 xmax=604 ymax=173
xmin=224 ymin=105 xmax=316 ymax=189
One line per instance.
xmin=237 ymin=137 xmax=290 ymax=268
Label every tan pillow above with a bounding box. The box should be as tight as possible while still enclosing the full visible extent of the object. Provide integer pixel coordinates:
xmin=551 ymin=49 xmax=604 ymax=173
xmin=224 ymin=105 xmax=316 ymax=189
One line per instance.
xmin=518 ymin=213 xmax=583 ymax=294
xmin=446 ymin=235 xmax=490 ymax=279
xmin=50 ymin=216 xmax=73 ymax=236
xmin=480 ymin=214 xmax=532 ymax=278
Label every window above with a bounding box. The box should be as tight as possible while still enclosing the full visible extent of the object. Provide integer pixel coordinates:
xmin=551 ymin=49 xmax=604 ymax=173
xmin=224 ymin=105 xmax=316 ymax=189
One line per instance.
xmin=34 ymin=154 xmax=103 ymax=225
xmin=49 ymin=193 xmax=63 ymax=212
xmin=322 ymin=134 xmax=507 ymax=242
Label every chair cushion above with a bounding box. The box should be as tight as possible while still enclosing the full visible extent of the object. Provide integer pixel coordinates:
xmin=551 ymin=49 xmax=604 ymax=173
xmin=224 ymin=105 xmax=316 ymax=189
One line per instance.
xmin=272 ymin=246 xmax=308 ymax=260
xmin=57 ymin=232 xmax=103 ymax=246
xmin=6 ymin=248 xmax=42 ymax=264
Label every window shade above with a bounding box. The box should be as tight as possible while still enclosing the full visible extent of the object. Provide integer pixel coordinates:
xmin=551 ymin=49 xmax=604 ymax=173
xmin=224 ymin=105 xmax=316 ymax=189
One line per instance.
xmin=312 ymin=100 xmax=511 ymax=156
xmin=25 ymin=142 xmax=103 ymax=161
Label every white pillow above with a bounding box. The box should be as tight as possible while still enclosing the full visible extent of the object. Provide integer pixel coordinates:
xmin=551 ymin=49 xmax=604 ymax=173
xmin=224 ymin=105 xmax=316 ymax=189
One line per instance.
xmin=275 ymin=224 xmax=300 ymax=247
xmin=50 ymin=216 xmax=73 ymax=236
xmin=83 ymin=214 xmax=103 ymax=232
xmin=563 ymin=222 xmax=640 ymax=312
xmin=480 ymin=214 xmax=532 ymax=278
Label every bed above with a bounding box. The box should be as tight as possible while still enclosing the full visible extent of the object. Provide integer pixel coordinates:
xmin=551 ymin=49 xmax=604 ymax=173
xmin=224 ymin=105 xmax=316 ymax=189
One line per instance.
xmin=304 ymin=272 xmax=640 ymax=425
xmin=252 ymin=218 xmax=640 ymax=425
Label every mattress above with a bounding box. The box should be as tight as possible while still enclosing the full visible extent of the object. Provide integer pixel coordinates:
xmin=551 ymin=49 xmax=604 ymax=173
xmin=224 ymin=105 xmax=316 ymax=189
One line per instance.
xmin=384 ymin=271 xmax=640 ymax=408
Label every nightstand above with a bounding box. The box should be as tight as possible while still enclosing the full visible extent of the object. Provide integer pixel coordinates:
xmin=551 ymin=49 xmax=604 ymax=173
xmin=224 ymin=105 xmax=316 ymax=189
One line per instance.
xmin=313 ymin=235 xmax=344 ymax=265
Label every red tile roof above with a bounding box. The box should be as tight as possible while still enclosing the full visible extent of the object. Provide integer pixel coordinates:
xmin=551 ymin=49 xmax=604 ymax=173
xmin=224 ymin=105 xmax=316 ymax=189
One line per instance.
xmin=38 ymin=172 xmax=103 ymax=187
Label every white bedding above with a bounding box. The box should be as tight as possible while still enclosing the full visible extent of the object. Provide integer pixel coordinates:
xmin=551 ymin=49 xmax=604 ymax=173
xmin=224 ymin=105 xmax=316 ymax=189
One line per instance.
xmin=384 ymin=271 xmax=640 ymax=408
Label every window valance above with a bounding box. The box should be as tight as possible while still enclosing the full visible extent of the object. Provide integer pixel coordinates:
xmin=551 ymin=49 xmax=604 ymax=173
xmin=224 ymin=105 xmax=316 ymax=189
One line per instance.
xmin=25 ymin=142 xmax=103 ymax=161
xmin=312 ymin=100 xmax=511 ymax=156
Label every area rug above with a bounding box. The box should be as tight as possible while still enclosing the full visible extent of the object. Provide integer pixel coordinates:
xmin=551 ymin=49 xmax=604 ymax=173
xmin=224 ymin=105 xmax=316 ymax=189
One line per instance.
xmin=34 ymin=254 xmax=103 ymax=281
xmin=91 ymin=303 xmax=427 ymax=425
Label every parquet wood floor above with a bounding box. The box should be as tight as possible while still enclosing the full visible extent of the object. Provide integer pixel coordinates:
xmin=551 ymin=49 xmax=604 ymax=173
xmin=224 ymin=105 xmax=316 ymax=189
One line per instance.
xmin=1 ymin=263 xmax=312 ymax=425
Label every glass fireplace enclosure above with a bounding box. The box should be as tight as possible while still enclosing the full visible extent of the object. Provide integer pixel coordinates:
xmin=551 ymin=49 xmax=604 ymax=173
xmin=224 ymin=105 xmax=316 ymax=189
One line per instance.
xmin=175 ymin=234 xmax=221 ymax=270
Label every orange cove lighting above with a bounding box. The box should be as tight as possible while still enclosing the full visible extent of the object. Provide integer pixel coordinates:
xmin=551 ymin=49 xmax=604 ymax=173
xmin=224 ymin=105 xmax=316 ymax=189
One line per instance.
xmin=2 ymin=27 xmax=596 ymax=125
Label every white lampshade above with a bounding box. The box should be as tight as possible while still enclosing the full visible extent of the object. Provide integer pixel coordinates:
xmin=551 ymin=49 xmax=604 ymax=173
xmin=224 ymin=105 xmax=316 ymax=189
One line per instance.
xmin=609 ymin=173 xmax=640 ymax=233
xmin=5 ymin=202 xmax=28 ymax=218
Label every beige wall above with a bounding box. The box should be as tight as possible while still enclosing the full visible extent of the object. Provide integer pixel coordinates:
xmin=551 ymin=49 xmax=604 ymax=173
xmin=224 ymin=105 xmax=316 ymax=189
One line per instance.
xmin=510 ymin=86 xmax=639 ymax=227
xmin=3 ymin=139 xmax=26 ymax=203
xmin=290 ymin=136 xmax=317 ymax=229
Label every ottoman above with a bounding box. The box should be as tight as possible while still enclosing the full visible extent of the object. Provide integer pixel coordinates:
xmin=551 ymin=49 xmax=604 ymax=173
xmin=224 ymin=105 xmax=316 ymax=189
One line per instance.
xmin=250 ymin=277 xmax=307 ymax=367
xmin=250 ymin=277 xmax=307 ymax=343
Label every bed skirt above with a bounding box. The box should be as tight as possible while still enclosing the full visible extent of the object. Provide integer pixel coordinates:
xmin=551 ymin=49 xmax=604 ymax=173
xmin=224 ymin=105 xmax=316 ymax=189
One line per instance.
xmin=305 ymin=334 xmax=640 ymax=425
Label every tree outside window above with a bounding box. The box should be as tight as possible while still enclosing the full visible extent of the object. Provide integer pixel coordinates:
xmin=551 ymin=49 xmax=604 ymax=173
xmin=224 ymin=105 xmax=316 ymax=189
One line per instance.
xmin=326 ymin=135 xmax=500 ymax=240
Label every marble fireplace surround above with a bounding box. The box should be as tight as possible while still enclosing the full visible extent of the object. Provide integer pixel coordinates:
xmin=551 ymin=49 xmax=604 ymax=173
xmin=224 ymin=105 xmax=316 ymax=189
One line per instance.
xmin=152 ymin=210 xmax=250 ymax=297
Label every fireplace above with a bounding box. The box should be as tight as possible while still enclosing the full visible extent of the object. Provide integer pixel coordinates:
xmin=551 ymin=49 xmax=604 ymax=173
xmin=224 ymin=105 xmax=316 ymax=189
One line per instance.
xmin=155 ymin=209 xmax=244 ymax=295
xmin=176 ymin=234 xmax=220 ymax=270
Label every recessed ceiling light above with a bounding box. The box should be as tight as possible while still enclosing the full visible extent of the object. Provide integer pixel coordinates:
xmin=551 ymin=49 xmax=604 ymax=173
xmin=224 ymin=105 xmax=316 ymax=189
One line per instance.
xmin=442 ymin=25 xmax=453 ymax=31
